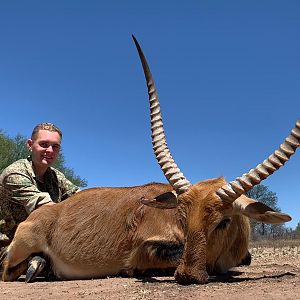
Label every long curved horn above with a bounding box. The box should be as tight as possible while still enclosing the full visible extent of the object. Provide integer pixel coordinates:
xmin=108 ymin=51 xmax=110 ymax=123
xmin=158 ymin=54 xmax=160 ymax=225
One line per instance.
xmin=132 ymin=35 xmax=191 ymax=194
xmin=217 ymin=119 xmax=300 ymax=202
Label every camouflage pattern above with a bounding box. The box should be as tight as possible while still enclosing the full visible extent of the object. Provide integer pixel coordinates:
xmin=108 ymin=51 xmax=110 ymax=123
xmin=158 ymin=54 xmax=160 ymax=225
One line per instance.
xmin=0 ymin=156 xmax=80 ymax=245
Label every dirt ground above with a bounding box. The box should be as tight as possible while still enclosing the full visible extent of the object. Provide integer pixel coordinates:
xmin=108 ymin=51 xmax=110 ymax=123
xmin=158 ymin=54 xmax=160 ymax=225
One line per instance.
xmin=0 ymin=245 xmax=299 ymax=300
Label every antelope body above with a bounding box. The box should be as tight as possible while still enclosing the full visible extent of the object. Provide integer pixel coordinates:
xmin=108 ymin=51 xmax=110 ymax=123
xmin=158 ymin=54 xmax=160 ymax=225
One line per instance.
xmin=2 ymin=181 xmax=251 ymax=282
xmin=1 ymin=36 xmax=298 ymax=284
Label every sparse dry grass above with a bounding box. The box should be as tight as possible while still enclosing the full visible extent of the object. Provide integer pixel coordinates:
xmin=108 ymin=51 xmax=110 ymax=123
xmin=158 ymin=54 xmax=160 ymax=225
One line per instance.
xmin=250 ymin=238 xmax=300 ymax=248
xmin=249 ymin=239 xmax=300 ymax=267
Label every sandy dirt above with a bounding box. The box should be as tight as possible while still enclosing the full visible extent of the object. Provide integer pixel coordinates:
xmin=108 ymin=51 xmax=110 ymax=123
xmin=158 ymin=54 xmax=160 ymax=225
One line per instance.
xmin=0 ymin=246 xmax=299 ymax=300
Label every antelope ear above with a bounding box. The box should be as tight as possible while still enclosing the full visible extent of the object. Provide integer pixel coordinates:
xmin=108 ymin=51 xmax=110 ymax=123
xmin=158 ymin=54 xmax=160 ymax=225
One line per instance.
xmin=140 ymin=191 xmax=178 ymax=209
xmin=233 ymin=195 xmax=292 ymax=224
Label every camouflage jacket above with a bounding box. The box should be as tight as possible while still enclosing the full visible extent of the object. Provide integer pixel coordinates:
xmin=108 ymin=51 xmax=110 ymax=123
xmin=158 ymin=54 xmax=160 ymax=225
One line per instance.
xmin=0 ymin=156 xmax=80 ymax=240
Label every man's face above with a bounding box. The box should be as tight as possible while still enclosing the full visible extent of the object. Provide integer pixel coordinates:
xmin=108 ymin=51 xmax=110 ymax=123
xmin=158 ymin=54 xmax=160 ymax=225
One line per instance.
xmin=27 ymin=129 xmax=61 ymax=169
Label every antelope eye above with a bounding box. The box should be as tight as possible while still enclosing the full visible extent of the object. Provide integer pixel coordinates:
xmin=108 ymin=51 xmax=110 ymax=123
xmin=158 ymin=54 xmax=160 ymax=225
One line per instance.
xmin=215 ymin=218 xmax=231 ymax=230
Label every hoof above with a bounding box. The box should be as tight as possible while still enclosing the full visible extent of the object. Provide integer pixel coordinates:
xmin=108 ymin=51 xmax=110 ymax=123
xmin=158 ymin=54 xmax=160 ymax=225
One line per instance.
xmin=174 ymin=265 xmax=209 ymax=285
xmin=26 ymin=256 xmax=46 ymax=283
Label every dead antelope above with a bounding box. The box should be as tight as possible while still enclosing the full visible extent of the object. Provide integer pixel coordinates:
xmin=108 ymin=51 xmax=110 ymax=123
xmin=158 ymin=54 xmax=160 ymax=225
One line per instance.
xmin=1 ymin=36 xmax=298 ymax=285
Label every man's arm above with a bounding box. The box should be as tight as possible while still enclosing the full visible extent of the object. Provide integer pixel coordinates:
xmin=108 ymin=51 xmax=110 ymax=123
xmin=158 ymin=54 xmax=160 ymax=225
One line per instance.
xmin=2 ymin=173 xmax=54 ymax=214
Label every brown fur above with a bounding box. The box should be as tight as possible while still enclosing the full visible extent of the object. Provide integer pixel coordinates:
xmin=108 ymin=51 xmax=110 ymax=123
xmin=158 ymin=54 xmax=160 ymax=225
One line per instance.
xmin=2 ymin=178 xmax=260 ymax=284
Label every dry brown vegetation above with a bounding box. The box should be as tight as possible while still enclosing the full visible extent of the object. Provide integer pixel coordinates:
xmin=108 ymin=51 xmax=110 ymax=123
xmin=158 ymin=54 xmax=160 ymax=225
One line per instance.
xmin=249 ymin=239 xmax=300 ymax=270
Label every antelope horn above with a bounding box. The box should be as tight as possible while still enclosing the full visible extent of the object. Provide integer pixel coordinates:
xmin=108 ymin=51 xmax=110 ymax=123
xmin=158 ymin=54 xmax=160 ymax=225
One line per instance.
xmin=132 ymin=35 xmax=191 ymax=194
xmin=217 ymin=119 xmax=300 ymax=202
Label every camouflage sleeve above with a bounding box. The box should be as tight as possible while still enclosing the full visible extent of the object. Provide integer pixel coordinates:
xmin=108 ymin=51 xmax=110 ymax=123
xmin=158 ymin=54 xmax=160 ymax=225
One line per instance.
xmin=55 ymin=170 xmax=80 ymax=200
xmin=2 ymin=173 xmax=53 ymax=214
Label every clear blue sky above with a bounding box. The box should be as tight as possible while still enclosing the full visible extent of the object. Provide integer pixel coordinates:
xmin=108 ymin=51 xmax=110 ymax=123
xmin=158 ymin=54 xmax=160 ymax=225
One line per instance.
xmin=0 ymin=1 xmax=299 ymax=229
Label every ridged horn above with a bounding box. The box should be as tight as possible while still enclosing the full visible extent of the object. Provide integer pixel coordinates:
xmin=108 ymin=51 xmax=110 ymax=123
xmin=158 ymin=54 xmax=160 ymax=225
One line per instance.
xmin=132 ymin=35 xmax=191 ymax=194
xmin=217 ymin=119 xmax=300 ymax=202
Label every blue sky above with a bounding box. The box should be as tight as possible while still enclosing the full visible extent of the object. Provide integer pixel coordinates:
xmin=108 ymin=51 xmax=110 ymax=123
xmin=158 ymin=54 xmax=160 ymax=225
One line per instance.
xmin=0 ymin=1 xmax=299 ymax=228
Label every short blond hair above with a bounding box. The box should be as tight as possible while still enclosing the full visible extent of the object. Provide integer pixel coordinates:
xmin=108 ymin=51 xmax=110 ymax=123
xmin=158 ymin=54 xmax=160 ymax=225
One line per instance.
xmin=31 ymin=123 xmax=62 ymax=140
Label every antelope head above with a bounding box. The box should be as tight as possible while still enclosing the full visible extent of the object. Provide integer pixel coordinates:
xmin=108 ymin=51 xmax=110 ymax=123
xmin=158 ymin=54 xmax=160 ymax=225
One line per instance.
xmin=133 ymin=35 xmax=298 ymax=284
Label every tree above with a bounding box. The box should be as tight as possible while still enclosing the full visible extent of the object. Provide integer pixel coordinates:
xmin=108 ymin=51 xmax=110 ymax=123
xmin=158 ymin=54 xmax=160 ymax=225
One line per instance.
xmin=0 ymin=130 xmax=16 ymax=171
xmin=246 ymin=184 xmax=285 ymax=239
xmin=0 ymin=130 xmax=87 ymax=187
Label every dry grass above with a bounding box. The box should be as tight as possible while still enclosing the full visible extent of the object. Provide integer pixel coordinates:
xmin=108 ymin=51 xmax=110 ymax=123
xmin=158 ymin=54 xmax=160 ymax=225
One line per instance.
xmin=249 ymin=239 xmax=300 ymax=267
xmin=250 ymin=238 xmax=300 ymax=248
